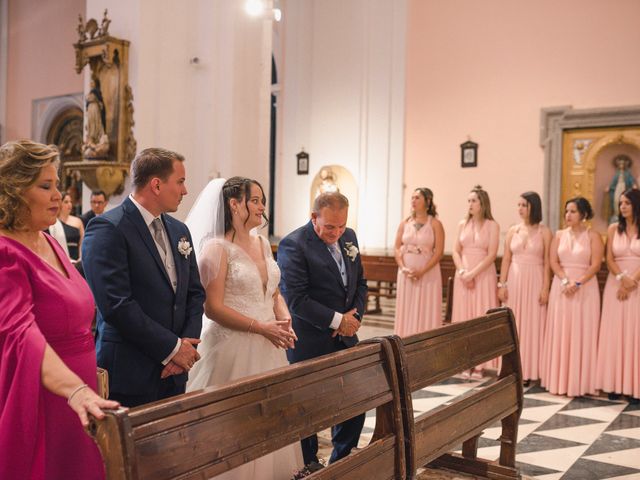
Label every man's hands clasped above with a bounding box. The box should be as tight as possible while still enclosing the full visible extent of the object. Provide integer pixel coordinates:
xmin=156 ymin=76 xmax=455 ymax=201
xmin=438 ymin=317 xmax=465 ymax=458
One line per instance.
xmin=332 ymin=308 xmax=361 ymax=338
xmin=161 ymin=337 xmax=201 ymax=379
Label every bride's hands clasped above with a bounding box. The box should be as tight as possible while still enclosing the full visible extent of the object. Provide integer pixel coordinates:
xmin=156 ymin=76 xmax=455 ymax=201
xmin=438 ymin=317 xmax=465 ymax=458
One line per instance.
xmin=252 ymin=319 xmax=298 ymax=349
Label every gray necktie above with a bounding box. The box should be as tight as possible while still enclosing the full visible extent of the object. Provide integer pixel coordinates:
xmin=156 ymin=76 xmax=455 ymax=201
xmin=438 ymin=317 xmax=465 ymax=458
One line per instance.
xmin=329 ymin=243 xmax=347 ymax=286
xmin=151 ymin=218 xmax=167 ymax=256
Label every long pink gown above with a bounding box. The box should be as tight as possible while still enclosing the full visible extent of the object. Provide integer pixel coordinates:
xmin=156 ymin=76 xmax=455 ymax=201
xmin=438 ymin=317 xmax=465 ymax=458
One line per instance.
xmin=541 ymin=229 xmax=600 ymax=397
xmin=394 ymin=217 xmax=443 ymax=336
xmin=451 ymin=220 xmax=499 ymax=370
xmin=503 ymin=225 xmax=547 ymax=381
xmin=596 ymin=230 xmax=640 ymax=399
xmin=451 ymin=219 xmax=499 ymax=323
xmin=0 ymin=234 xmax=104 ymax=480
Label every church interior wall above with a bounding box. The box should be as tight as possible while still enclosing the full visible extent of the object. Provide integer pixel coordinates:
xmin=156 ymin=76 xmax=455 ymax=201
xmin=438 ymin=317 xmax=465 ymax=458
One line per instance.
xmin=275 ymin=0 xmax=407 ymax=250
xmin=85 ymin=0 xmax=272 ymax=218
xmin=405 ymin=0 xmax=640 ymax=252
xmin=4 ymin=0 xmax=84 ymax=141
xmin=3 ymin=0 xmax=640 ymax=252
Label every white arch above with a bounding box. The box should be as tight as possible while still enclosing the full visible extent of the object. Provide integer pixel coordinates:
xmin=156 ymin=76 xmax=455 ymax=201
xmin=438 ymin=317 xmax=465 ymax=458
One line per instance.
xmin=31 ymin=93 xmax=83 ymax=143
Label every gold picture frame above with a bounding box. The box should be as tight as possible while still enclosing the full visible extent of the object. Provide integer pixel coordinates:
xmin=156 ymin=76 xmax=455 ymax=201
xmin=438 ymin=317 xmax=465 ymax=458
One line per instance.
xmin=561 ymin=126 xmax=640 ymax=234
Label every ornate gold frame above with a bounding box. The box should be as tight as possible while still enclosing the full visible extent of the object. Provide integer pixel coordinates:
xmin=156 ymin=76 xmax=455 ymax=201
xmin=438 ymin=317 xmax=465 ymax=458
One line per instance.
xmin=63 ymin=10 xmax=136 ymax=197
xmin=561 ymin=126 xmax=640 ymax=229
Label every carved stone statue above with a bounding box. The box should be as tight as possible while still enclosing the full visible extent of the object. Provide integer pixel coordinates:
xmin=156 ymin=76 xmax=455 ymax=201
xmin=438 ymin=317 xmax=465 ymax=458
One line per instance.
xmin=83 ymin=78 xmax=109 ymax=158
xmin=603 ymin=154 xmax=638 ymax=223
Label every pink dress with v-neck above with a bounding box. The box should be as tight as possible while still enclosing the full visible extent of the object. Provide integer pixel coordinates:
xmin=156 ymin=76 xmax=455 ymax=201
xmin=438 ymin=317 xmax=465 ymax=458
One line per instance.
xmin=394 ymin=217 xmax=443 ymax=336
xmin=451 ymin=219 xmax=499 ymax=371
xmin=541 ymin=228 xmax=600 ymax=396
xmin=503 ymin=225 xmax=547 ymax=381
xmin=0 ymin=233 xmax=104 ymax=480
xmin=596 ymin=229 xmax=640 ymax=399
xmin=451 ymin=220 xmax=499 ymax=324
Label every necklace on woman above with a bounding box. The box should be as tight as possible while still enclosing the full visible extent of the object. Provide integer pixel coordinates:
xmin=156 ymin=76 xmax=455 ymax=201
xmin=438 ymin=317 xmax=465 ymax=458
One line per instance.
xmin=413 ymin=214 xmax=427 ymax=231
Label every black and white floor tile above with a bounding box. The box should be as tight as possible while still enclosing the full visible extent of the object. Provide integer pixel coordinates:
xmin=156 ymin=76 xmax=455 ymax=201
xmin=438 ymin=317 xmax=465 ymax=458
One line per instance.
xmin=354 ymin=300 xmax=640 ymax=479
xmin=355 ymin=379 xmax=640 ymax=479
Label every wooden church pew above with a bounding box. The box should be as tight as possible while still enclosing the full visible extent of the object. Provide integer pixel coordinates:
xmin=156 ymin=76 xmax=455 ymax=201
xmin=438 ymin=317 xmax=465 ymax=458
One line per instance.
xmin=389 ymin=307 xmax=523 ymax=479
xmin=88 ymin=337 xmax=407 ymax=480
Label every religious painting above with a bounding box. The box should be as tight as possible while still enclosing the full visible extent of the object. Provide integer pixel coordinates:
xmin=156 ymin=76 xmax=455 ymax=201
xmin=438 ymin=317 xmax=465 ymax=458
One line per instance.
xmin=561 ymin=126 xmax=640 ymax=234
xmin=460 ymin=140 xmax=478 ymax=168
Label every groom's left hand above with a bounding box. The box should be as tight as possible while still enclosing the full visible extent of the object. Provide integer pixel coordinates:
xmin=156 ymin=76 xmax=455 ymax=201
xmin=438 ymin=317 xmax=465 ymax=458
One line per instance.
xmin=160 ymin=361 xmax=185 ymax=379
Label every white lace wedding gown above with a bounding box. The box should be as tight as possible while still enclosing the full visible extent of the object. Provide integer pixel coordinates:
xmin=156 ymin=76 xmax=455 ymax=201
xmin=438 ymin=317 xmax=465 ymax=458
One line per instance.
xmin=187 ymin=236 xmax=303 ymax=479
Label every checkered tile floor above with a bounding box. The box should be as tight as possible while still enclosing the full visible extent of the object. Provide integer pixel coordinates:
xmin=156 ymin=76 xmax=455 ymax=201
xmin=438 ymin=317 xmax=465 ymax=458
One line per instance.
xmin=350 ymin=299 xmax=640 ymax=480
xmin=355 ymin=379 xmax=640 ymax=480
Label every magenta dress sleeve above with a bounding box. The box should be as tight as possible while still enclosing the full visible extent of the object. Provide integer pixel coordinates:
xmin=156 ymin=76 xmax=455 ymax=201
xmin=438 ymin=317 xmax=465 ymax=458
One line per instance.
xmin=0 ymin=246 xmax=47 ymax=480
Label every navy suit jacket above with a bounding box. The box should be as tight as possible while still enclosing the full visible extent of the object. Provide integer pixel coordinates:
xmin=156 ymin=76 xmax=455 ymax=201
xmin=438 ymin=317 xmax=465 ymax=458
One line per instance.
xmin=278 ymin=221 xmax=367 ymax=363
xmin=82 ymin=198 xmax=205 ymax=396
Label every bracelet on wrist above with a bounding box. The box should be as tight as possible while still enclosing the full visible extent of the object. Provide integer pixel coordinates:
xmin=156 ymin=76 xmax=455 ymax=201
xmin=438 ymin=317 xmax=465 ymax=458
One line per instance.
xmin=561 ymin=277 xmax=569 ymax=286
xmin=616 ymin=271 xmax=627 ymax=282
xmin=67 ymin=384 xmax=89 ymax=405
xmin=458 ymin=268 xmax=466 ymax=275
xmin=247 ymin=319 xmax=256 ymax=333
xmin=497 ymin=281 xmax=508 ymax=288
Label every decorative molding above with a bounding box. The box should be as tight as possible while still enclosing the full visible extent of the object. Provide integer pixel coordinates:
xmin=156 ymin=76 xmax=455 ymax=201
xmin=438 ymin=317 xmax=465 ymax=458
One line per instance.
xmin=540 ymin=105 xmax=640 ymax=230
xmin=66 ymin=11 xmax=135 ymax=198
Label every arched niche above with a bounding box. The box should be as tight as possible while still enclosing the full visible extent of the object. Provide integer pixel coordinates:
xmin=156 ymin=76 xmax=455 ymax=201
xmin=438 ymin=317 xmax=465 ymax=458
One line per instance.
xmin=309 ymin=165 xmax=358 ymax=230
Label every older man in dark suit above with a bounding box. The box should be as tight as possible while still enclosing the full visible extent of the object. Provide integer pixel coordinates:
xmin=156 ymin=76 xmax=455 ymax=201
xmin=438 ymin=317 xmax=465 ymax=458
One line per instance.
xmin=277 ymin=192 xmax=368 ymax=471
xmin=82 ymin=148 xmax=205 ymax=407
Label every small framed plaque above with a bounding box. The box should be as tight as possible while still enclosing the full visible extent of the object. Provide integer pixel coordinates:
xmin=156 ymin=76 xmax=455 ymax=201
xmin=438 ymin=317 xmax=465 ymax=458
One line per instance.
xmin=460 ymin=140 xmax=478 ymax=168
xmin=297 ymin=150 xmax=309 ymax=175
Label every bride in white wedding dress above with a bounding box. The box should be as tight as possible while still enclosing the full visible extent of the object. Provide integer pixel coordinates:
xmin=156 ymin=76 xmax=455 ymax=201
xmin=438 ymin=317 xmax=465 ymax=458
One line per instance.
xmin=186 ymin=177 xmax=303 ymax=479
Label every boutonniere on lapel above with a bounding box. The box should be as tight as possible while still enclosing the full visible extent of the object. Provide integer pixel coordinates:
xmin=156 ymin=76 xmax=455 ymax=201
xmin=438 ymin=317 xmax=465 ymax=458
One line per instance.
xmin=343 ymin=242 xmax=359 ymax=262
xmin=177 ymin=236 xmax=193 ymax=259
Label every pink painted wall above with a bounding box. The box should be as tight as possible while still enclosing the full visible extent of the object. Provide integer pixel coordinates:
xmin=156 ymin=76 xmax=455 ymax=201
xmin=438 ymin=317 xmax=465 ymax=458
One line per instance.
xmin=5 ymin=0 xmax=84 ymax=140
xmin=404 ymin=0 xmax=640 ymax=251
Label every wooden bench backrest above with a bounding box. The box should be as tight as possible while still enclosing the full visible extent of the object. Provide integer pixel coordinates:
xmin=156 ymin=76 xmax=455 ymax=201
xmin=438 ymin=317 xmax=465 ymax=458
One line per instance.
xmin=89 ymin=338 xmax=406 ymax=480
xmin=389 ymin=308 xmax=523 ymax=478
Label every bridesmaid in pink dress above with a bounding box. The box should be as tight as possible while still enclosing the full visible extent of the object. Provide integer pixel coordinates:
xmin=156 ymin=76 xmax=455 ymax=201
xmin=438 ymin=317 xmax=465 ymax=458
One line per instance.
xmin=394 ymin=188 xmax=444 ymax=336
xmin=0 ymin=141 xmax=118 ymax=480
xmin=541 ymin=197 xmax=603 ymax=397
xmin=452 ymin=186 xmax=500 ymax=374
xmin=596 ymin=188 xmax=640 ymax=403
xmin=498 ymin=192 xmax=552 ymax=384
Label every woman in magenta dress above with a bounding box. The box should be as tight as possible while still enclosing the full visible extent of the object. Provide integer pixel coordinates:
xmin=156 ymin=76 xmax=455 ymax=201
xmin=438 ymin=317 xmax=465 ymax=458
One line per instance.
xmin=498 ymin=192 xmax=552 ymax=384
xmin=394 ymin=188 xmax=444 ymax=336
xmin=541 ymin=197 xmax=603 ymax=397
xmin=0 ymin=140 xmax=118 ymax=480
xmin=452 ymin=186 xmax=500 ymax=374
xmin=596 ymin=188 xmax=640 ymax=403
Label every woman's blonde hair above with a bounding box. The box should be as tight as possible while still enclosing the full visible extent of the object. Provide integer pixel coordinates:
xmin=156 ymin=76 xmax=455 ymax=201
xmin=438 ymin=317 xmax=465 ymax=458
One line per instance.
xmin=0 ymin=140 xmax=59 ymax=230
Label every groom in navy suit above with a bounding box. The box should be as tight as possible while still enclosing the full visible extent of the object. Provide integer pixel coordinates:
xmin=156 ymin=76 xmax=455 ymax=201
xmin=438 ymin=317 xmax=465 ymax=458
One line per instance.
xmin=278 ymin=192 xmax=368 ymax=468
xmin=83 ymin=148 xmax=205 ymax=407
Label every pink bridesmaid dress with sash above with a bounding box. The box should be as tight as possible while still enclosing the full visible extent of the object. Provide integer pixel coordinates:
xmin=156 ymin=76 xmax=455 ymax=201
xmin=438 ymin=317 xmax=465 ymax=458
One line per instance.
xmin=451 ymin=219 xmax=499 ymax=323
xmin=451 ymin=220 xmax=499 ymax=370
xmin=503 ymin=225 xmax=547 ymax=381
xmin=0 ymin=234 xmax=104 ymax=480
xmin=394 ymin=217 xmax=443 ymax=336
xmin=541 ymin=228 xmax=600 ymax=396
xmin=596 ymin=230 xmax=640 ymax=399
